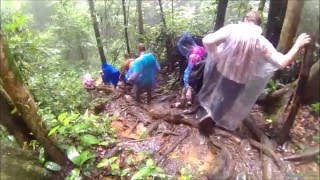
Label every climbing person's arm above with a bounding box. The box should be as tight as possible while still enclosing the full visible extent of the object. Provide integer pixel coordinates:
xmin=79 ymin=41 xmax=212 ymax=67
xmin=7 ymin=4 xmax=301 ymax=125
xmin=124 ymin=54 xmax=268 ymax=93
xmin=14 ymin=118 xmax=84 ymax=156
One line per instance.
xmin=262 ymin=33 xmax=311 ymax=69
xmin=202 ymin=25 xmax=232 ymax=55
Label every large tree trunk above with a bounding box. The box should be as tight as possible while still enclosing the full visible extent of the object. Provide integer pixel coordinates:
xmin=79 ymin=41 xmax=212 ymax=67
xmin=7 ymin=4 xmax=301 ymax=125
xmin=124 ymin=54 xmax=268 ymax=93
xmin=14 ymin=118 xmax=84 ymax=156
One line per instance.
xmin=214 ymin=0 xmax=228 ymax=31
xmin=137 ymin=0 xmax=144 ymax=43
xmin=302 ymin=59 xmax=320 ymax=104
xmin=265 ymin=0 xmax=287 ymax=47
xmin=0 ymin=33 xmax=70 ymax=165
xmin=88 ymin=0 xmax=107 ymax=63
xmin=277 ymin=0 xmax=304 ymax=53
xmin=277 ymin=36 xmax=315 ymax=144
xmin=0 ymin=89 xmax=34 ymax=148
xmin=122 ymin=0 xmax=130 ymax=54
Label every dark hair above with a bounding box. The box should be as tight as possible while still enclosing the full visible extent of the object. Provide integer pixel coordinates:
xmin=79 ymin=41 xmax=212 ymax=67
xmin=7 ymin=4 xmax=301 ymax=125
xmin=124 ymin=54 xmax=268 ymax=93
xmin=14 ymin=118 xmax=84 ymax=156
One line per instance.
xmin=137 ymin=43 xmax=146 ymax=52
xmin=124 ymin=53 xmax=131 ymax=59
xmin=244 ymin=10 xmax=262 ymax=26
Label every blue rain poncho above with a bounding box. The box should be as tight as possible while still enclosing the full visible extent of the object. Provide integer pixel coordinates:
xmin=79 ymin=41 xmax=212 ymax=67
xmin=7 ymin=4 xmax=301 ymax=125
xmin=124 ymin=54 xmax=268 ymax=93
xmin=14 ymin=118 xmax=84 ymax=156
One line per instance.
xmin=127 ymin=53 xmax=160 ymax=89
xmin=177 ymin=32 xmax=197 ymax=57
xmin=101 ymin=62 xmax=120 ymax=88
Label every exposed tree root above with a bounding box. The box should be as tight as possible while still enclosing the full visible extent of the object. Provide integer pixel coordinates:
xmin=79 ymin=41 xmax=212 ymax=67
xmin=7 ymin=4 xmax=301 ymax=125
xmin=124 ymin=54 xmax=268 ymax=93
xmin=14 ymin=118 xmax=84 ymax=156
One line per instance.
xmin=155 ymin=131 xmax=189 ymax=165
xmin=207 ymin=138 xmax=235 ymax=180
xmin=282 ymin=146 xmax=320 ymax=162
xmin=248 ymin=139 xmax=286 ymax=172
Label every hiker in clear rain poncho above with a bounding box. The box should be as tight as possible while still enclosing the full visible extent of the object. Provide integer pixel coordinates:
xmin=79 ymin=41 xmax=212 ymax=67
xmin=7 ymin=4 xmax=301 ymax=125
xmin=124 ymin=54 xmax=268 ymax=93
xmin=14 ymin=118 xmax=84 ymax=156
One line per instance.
xmin=127 ymin=43 xmax=161 ymax=103
xmin=176 ymin=32 xmax=207 ymax=108
xmin=198 ymin=10 xmax=311 ymax=131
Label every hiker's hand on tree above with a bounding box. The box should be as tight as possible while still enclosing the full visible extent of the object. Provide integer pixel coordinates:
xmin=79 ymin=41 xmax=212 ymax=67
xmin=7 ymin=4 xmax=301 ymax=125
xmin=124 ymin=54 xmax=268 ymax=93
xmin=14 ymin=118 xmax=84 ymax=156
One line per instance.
xmin=296 ymin=33 xmax=311 ymax=49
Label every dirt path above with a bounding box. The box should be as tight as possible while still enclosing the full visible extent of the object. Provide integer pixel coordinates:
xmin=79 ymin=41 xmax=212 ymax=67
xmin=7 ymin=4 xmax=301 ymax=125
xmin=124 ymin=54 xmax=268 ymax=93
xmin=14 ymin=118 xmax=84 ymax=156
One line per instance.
xmin=90 ymin=77 xmax=319 ymax=179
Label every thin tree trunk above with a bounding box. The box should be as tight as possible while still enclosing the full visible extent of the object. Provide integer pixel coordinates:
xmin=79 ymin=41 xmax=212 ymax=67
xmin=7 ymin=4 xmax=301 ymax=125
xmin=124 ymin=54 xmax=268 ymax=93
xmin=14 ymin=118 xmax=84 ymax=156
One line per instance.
xmin=158 ymin=0 xmax=167 ymax=29
xmin=0 ymin=33 xmax=70 ymax=165
xmin=122 ymin=0 xmax=130 ymax=54
xmin=88 ymin=0 xmax=107 ymax=63
xmin=277 ymin=0 xmax=304 ymax=53
xmin=258 ymin=0 xmax=267 ymax=12
xmin=265 ymin=0 xmax=288 ymax=47
xmin=277 ymin=36 xmax=315 ymax=144
xmin=137 ymin=0 xmax=144 ymax=42
xmin=214 ymin=0 xmax=228 ymax=31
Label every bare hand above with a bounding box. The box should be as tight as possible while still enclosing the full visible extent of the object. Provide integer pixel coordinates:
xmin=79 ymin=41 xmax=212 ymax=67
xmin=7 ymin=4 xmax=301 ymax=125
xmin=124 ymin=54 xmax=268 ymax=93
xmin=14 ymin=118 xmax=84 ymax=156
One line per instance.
xmin=296 ymin=33 xmax=311 ymax=49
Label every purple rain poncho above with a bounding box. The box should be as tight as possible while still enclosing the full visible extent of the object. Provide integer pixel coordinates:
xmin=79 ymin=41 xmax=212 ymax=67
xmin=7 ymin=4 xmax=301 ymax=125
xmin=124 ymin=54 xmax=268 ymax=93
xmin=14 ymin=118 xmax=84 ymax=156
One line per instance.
xmin=198 ymin=22 xmax=281 ymax=130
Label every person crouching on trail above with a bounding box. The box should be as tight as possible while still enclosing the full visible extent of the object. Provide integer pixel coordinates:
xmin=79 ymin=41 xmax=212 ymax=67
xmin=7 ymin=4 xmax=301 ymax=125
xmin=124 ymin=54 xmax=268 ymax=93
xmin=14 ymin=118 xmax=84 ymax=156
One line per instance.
xmin=127 ymin=43 xmax=161 ymax=103
xmin=197 ymin=10 xmax=311 ymax=133
xmin=176 ymin=32 xmax=207 ymax=108
xmin=119 ymin=53 xmax=134 ymax=92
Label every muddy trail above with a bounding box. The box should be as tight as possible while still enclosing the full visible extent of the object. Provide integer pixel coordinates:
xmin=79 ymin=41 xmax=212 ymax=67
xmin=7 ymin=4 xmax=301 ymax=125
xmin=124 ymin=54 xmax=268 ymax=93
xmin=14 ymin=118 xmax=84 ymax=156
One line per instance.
xmin=88 ymin=73 xmax=319 ymax=180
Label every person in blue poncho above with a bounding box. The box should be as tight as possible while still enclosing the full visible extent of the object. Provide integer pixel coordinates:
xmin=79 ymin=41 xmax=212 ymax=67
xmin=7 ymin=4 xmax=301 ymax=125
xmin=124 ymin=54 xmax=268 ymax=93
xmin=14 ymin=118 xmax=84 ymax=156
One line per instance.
xmin=101 ymin=62 xmax=120 ymax=88
xmin=127 ymin=43 xmax=161 ymax=103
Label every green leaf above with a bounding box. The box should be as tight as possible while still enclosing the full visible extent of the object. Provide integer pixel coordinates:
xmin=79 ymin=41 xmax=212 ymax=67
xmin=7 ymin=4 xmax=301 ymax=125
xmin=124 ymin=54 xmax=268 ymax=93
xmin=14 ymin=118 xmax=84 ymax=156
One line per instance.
xmin=38 ymin=147 xmax=46 ymax=164
xmin=66 ymin=146 xmax=81 ymax=166
xmin=58 ymin=112 xmax=68 ymax=122
xmin=48 ymin=125 xmax=61 ymax=136
xmin=146 ymin=159 xmax=154 ymax=167
xmin=44 ymin=161 xmax=62 ymax=171
xmin=63 ymin=113 xmax=79 ymax=125
xmin=79 ymin=150 xmax=96 ymax=166
xmin=10 ymin=107 xmax=17 ymax=114
xmin=97 ymin=158 xmax=109 ymax=168
xmin=131 ymin=166 xmax=151 ymax=180
xmin=80 ymin=134 xmax=100 ymax=145
xmin=66 ymin=168 xmax=81 ymax=180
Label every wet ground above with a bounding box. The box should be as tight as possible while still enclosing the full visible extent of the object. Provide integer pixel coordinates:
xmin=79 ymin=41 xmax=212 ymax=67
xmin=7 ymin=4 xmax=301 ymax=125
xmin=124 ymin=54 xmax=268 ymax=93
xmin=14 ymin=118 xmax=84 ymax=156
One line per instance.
xmin=90 ymin=77 xmax=319 ymax=179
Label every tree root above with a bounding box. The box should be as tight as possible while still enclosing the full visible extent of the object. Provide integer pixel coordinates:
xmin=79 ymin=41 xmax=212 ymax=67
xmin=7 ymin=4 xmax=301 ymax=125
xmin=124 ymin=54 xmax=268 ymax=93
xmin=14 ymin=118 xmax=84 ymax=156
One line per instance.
xmin=248 ymin=139 xmax=286 ymax=172
xmin=155 ymin=131 xmax=189 ymax=165
xmin=282 ymin=146 xmax=320 ymax=162
xmin=207 ymin=138 xmax=235 ymax=180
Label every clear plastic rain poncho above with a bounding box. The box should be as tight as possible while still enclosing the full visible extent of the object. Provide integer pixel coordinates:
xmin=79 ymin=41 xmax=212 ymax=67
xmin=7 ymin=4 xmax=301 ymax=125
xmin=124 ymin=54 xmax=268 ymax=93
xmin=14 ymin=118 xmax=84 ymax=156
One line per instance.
xmin=198 ymin=22 xmax=281 ymax=131
xmin=126 ymin=53 xmax=160 ymax=89
xmin=177 ymin=32 xmax=197 ymax=57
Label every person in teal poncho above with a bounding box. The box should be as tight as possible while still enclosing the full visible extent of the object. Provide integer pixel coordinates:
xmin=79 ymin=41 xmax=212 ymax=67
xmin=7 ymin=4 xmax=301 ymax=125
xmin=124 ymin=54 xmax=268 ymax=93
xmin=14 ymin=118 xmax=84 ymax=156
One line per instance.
xmin=127 ymin=43 xmax=161 ymax=103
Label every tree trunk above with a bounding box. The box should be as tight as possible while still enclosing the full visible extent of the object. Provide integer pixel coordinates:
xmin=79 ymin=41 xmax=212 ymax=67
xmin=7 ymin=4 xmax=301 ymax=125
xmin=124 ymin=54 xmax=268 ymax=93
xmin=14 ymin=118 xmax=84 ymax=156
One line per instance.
xmin=277 ymin=36 xmax=315 ymax=144
xmin=265 ymin=0 xmax=288 ymax=47
xmin=88 ymin=0 xmax=107 ymax=63
xmin=258 ymin=0 xmax=267 ymax=12
xmin=0 ymin=90 xmax=34 ymax=148
xmin=303 ymin=59 xmax=320 ymax=104
xmin=158 ymin=0 xmax=167 ymax=29
xmin=277 ymin=0 xmax=304 ymax=53
xmin=137 ymin=0 xmax=144 ymax=42
xmin=122 ymin=0 xmax=130 ymax=54
xmin=0 ymin=33 xmax=70 ymax=165
xmin=214 ymin=0 xmax=228 ymax=31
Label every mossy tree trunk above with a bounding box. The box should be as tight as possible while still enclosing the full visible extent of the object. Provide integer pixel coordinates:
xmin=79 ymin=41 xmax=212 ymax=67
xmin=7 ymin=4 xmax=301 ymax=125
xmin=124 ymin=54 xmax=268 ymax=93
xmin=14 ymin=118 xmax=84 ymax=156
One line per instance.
xmin=122 ymin=0 xmax=131 ymax=54
xmin=0 ymin=33 xmax=69 ymax=165
xmin=137 ymin=0 xmax=144 ymax=43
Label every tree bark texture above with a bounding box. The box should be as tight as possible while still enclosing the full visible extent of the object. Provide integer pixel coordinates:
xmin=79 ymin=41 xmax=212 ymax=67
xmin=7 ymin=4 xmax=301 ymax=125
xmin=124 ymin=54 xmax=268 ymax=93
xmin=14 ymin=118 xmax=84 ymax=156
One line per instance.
xmin=88 ymin=0 xmax=107 ymax=63
xmin=0 ymin=33 xmax=70 ymax=165
xmin=214 ymin=0 xmax=228 ymax=31
xmin=0 ymin=91 xmax=34 ymax=148
xmin=137 ymin=0 xmax=144 ymax=42
xmin=122 ymin=0 xmax=131 ymax=53
xmin=303 ymin=60 xmax=320 ymax=104
xmin=277 ymin=36 xmax=316 ymax=144
xmin=265 ymin=0 xmax=287 ymax=47
xmin=277 ymin=0 xmax=304 ymax=53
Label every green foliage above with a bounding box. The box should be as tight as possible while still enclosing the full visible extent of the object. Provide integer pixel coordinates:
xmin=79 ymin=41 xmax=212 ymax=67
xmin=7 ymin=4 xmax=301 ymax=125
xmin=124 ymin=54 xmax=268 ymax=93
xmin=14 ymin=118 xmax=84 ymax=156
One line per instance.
xmin=178 ymin=164 xmax=193 ymax=180
xmin=266 ymin=79 xmax=280 ymax=93
xmin=131 ymin=159 xmax=170 ymax=180
xmin=97 ymin=157 xmax=130 ymax=177
xmin=310 ymin=103 xmax=320 ymax=113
